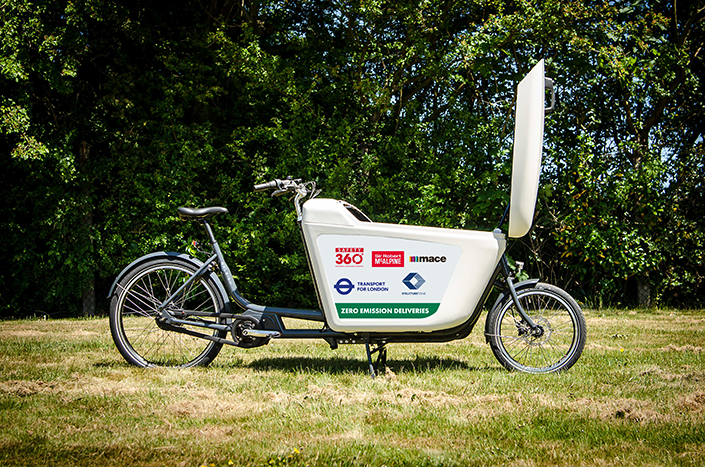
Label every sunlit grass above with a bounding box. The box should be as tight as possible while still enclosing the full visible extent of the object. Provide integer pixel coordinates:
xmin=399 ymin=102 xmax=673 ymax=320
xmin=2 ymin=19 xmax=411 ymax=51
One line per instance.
xmin=1 ymin=309 xmax=704 ymax=466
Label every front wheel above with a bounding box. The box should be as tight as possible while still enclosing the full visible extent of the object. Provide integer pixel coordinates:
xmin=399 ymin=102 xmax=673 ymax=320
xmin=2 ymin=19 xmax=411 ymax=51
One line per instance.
xmin=486 ymin=283 xmax=586 ymax=373
xmin=109 ymin=257 xmax=228 ymax=368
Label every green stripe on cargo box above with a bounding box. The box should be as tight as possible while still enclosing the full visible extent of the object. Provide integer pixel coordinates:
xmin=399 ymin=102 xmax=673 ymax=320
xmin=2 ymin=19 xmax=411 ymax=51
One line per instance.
xmin=336 ymin=303 xmax=439 ymax=319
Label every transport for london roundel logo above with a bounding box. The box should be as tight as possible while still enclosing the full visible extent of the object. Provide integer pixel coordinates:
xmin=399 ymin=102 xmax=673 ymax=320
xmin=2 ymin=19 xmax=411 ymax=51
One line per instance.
xmin=402 ymin=272 xmax=426 ymax=290
xmin=333 ymin=278 xmax=355 ymax=295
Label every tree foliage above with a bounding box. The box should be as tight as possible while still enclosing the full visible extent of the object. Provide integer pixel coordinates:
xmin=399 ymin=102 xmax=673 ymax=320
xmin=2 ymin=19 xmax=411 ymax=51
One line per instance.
xmin=1 ymin=0 xmax=703 ymax=317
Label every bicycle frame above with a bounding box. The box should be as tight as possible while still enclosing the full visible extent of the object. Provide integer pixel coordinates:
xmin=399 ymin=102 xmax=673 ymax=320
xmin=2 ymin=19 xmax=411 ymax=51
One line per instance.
xmin=149 ymin=207 xmax=536 ymax=354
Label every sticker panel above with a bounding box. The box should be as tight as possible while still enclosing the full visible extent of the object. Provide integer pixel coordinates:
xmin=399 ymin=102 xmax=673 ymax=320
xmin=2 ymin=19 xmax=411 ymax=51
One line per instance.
xmin=317 ymin=235 xmax=461 ymax=319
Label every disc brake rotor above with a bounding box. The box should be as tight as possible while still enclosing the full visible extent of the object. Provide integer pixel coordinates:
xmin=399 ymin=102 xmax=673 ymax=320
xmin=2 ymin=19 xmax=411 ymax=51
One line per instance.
xmin=517 ymin=316 xmax=552 ymax=346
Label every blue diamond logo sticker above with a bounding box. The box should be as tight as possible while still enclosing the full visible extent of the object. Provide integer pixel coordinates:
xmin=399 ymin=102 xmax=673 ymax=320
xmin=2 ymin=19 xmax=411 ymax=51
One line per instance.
xmin=402 ymin=272 xmax=425 ymax=290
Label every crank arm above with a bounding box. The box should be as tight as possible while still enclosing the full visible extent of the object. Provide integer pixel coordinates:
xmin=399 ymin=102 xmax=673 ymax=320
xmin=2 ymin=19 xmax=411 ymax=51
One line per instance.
xmin=241 ymin=328 xmax=282 ymax=338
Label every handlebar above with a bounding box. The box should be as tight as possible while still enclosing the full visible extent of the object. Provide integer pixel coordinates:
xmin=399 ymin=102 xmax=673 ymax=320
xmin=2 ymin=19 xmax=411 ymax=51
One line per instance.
xmin=253 ymin=177 xmax=307 ymax=197
xmin=253 ymin=180 xmax=279 ymax=192
xmin=253 ymin=177 xmax=320 ymax=219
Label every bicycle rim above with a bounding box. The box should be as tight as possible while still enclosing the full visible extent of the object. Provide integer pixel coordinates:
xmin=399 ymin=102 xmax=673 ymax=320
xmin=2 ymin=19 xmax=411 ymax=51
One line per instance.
xmin=493 ymin=288 xmax=582 ymax=373
xmin=114 ymin=262 xmax=223 ymax=367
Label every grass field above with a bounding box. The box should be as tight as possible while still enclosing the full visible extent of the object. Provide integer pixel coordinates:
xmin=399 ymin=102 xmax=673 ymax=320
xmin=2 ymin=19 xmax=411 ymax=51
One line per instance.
xmin=1 ymin=308 xmax=704 ymax=466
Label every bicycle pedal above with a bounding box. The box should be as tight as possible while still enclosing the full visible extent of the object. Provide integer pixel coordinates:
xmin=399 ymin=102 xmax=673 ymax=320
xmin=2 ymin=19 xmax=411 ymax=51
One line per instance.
xmin=241 ymin=329 xmax=281 ymax=339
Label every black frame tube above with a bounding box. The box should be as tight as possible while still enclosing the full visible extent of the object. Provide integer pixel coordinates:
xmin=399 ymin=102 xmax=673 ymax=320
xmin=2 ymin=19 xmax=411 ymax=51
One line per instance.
xmin=168 ymin=217 xmax=510 ymax=345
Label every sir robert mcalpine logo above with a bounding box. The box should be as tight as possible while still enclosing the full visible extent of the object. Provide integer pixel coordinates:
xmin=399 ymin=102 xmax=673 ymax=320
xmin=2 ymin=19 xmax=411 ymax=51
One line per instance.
xmin=372 ymin=251 xmax=404 ymax=267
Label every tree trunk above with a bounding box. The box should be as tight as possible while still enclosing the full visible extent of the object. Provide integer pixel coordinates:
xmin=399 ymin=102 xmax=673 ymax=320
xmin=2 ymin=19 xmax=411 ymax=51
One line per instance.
xmin=79 ymin=141 xmax=95 ymax=317
xmin=82 ymin=276 xmax=95 ymax=317
xmin=637 ymin=275 xmax=651 ymax=308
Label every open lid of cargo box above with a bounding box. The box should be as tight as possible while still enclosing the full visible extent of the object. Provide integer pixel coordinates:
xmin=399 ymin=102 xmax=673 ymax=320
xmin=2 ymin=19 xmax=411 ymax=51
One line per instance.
xmin=508 ymin=59 xmax=553 ymax=238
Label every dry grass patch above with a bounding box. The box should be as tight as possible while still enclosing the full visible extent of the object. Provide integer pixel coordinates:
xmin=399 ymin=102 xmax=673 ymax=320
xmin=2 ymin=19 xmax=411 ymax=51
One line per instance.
xmin=661 ymin=344 xmax=705 ymax=353
xmin=678 ymin=391 xmax=705 ymax=413
xmin=167 ymin=390 xmax=264 ymax=418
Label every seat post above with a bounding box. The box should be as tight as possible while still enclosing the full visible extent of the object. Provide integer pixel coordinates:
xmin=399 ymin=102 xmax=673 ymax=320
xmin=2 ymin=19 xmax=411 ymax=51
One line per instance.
xmin=201 ymin=219 xmax=218 ymax=248
xmin=201 ymin=220 xmax=228 ymax=274
xmin=199 ymin=219 xmax=243 ymax=308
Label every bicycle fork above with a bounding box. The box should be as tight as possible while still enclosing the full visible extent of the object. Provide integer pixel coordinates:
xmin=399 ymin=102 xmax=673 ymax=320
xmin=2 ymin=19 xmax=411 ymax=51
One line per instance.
xmin=499 ymin=255 xmax=543 ymax=336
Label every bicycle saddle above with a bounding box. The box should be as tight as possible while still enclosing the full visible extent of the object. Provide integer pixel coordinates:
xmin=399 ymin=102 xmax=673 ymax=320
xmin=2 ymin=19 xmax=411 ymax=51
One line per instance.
xmin=177 ymin=206 xmax=228 ymax=221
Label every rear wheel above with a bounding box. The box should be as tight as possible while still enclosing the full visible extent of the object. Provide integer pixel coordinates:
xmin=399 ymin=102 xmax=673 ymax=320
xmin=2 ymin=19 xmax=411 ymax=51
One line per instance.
xmin=109 ymin=257 xmax=227 ymax=368
xmin=487 ymin=283 xmax=586 ymax=373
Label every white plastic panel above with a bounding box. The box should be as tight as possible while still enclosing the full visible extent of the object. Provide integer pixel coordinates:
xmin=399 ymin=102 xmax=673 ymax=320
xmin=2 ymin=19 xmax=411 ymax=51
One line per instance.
xmin=509 ymin=60 xmax=546 ymax=238
xmin=302 ymin=199 xmax=506 ymax=332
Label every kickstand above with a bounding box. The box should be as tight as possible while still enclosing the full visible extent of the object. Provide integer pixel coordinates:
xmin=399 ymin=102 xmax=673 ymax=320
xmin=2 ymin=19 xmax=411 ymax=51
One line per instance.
xmin=365 ymin=342 xmax=387 ymax=378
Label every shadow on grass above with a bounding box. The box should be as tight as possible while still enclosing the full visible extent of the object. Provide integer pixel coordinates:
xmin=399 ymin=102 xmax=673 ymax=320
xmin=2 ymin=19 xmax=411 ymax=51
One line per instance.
xmin=244 ymin=355 xmax=500 ymax=375
xmin=96 ymin=354 xmax=502 ymax=375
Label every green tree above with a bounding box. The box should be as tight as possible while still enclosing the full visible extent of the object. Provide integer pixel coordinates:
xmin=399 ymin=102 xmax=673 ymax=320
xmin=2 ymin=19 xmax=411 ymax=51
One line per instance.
xmin=527 ymin=0 xmax=705 ymax=306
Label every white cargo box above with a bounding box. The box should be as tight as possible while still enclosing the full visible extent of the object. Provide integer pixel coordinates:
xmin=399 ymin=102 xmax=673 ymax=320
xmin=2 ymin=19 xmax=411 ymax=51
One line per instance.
xmin=302 ymin=199 xmax=506 ymax=332
xmin=301 ymin=60 xmax=547 ymax=332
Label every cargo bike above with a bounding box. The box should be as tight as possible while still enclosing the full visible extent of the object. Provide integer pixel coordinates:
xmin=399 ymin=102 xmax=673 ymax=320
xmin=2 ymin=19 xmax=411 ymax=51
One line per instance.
xmin=108 ymin=61 xmax=586 ymax=376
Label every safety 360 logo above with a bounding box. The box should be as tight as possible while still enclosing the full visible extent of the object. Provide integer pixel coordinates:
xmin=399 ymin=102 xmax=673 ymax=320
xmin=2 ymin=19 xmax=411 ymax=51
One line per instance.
xmin=335 ymin=247 xmax=364 ymax=267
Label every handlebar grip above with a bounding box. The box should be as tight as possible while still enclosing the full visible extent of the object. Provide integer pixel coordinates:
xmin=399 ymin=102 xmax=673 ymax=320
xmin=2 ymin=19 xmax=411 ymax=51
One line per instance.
xmin=253 ymin=180 xmax=278 ymax=192
xmin=545 ymin=77 xmax=555 ymax=113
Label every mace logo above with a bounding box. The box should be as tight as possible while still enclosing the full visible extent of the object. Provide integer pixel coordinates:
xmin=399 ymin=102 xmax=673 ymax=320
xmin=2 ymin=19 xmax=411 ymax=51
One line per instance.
xmin=409 ymin=255 xmax=447 ymax=263
xmin=402 ymin=272 xmax=426 ymax=290
xmin=333 ymin=278 xmax=355 ymax=295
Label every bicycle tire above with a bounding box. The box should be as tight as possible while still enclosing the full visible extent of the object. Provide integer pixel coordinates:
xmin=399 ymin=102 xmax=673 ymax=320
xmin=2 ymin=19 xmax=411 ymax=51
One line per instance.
xmin=109 ymin=256 xmax=227 ymax=368
xmin=486 ymin=283 xmax=586 ymax=373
